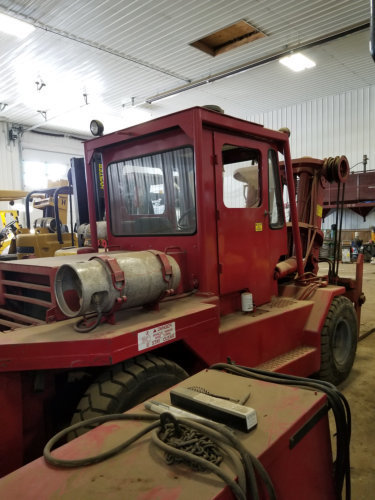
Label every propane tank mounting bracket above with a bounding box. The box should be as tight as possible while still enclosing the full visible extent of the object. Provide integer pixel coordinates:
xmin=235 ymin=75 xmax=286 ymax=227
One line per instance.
xmin=147 ymin=250 xmax=173 ymax=285
xmin=90 ymin=254 xmax=126 ymax=292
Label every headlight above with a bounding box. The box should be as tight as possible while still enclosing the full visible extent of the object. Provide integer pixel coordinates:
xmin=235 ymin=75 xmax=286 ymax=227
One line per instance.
xmin=90 ymin=119 xmax=104 ymax=136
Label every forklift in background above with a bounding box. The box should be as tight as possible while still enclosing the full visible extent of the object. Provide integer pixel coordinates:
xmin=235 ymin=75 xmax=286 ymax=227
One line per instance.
xmin=0 ymin=190 xmax=27 ymax=258
xmin=0 ymin=158 xmax=89 ymax=260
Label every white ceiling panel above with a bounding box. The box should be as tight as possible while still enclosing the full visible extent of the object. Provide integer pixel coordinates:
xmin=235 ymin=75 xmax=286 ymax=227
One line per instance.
xmin=0 ymin=0 xmax=373 ymax=135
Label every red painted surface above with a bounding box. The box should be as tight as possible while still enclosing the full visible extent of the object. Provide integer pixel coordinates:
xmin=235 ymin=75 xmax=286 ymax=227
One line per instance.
xmin=0 ymin=371 xmax=336 ymax=499
xmin=0 ymin=373 xmax=23 ymax=475
xmin=212 ymin=131 xmax=286 ymax=305
xmin=0 ymin=107 xmax=362 ymax=478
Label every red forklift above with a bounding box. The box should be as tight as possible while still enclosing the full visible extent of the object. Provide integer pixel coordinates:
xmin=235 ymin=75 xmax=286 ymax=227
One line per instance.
xmin=0 ymin=106 xmax=363 ymax=478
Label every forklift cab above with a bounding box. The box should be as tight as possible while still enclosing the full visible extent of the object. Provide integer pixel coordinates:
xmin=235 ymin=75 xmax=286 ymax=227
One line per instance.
xmin=84 ymin=107 xmax=290 ymax=311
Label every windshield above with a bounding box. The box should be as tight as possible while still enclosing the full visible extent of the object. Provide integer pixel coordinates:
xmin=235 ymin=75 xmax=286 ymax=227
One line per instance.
xmin=107 ymin=147 xmax=196 ymax=235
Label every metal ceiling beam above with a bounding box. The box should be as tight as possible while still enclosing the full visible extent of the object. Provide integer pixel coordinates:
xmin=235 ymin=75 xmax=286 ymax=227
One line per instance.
xmin=0 ymin=7 xmax=191 ymax=83
xmin=145 ymin=22 xmax=370 ymax=104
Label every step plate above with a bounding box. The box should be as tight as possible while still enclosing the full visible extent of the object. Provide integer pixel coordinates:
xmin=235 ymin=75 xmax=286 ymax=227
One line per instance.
xmin=256 ymin=346 xmax=317 ymax=372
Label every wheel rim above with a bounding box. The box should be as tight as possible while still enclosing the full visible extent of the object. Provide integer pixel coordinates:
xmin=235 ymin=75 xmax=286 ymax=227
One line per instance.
xmin=332 ymin=318 xmax=352 ymax=366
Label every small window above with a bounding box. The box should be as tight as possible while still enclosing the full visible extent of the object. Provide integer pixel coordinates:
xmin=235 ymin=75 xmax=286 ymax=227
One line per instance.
xmin=222 ymin=145 xmax=261 ymax=208
xmin=268 ymin=149 xmax=284 ymax=228
xmin=23 ymin=161 xmax=70 ymax=190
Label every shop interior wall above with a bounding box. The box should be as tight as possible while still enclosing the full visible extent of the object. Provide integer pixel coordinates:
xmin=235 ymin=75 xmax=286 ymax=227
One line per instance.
xmin=0 ymin=123 xmax=84 ymax=227
xmin=249 ymin=84 xmax=375 ymax=232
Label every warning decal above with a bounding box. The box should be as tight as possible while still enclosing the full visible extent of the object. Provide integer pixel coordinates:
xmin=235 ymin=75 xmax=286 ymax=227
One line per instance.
xmin=138 ymin=322 xmax=176 ymax=351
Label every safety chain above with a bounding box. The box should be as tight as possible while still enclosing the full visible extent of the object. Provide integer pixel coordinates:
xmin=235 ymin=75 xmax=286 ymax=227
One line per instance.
xmin=159 ymin=419 xmax=223 ymax=472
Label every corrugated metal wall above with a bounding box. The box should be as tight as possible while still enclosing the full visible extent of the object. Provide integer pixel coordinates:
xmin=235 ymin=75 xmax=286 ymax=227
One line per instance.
xmin=249 ymin=84 xmax=375 ymax=230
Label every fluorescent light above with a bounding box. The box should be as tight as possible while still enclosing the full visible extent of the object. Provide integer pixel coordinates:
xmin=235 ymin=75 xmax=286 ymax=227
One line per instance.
xmin=0 ymin=13 xmax=35 ymax=39
xmin=279 ymin=53 xmax=316 ymax=72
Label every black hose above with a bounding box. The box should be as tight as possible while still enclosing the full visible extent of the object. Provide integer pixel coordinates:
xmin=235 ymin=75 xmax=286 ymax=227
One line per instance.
xmin=44 ymin=413 xmax=159 ymax=467
xmin=319 ymin=256 xmax=333 ymax=276
xmin=43 ymin=412 xmax=265 ymax=500
xmin=336 ymin=183 xmax=346 ymax=277
xmin=332 ymin=182 xmax=341 ymax=277
xmin=210 ymin=363 xmax=351 ymax=500
xmin=74 ymin=312 xmax=103 ymax=333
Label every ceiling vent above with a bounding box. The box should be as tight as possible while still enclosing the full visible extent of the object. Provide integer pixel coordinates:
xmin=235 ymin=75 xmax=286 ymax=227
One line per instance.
xmin=190 ymin=20 xmax=266 ymax=57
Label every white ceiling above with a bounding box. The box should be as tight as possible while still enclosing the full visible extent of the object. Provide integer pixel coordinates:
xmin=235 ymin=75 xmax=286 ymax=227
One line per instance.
xmin=0 ymin=0 xmax=373 ymax=136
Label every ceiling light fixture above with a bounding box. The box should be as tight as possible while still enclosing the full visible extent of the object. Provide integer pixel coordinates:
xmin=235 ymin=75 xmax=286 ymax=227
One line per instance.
xmin=0 ymin=13 xmax=35 ymax=39
xmin=279 ymin=53 xmax=316 ymax=72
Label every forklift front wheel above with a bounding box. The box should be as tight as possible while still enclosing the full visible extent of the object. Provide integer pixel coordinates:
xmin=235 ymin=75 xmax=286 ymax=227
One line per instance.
xmin=69 ymin=354 xmax=188 ymax=439
xmin=318 ymin=296 xmax=357 ymax=386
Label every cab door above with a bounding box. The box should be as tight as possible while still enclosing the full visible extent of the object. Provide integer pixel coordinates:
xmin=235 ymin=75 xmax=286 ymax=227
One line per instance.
xmin=213 ymin=132 xmax=286 ymax=306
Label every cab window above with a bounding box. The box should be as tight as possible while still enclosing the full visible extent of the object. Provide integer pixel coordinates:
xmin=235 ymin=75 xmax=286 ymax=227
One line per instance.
xmin=222 ymin=145 xmax=261 ymax=208
xmin=107 ymin=147 xmax=196 ymax=235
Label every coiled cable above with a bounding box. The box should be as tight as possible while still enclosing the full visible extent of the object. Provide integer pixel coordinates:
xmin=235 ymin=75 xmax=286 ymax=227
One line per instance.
xmin=44 ymin=409 xmax=276 ymax=500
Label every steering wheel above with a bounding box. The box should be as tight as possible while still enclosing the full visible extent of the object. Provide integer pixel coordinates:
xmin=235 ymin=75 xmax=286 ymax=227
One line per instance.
xmin=177 ymin=208 xmax=196 ymax=229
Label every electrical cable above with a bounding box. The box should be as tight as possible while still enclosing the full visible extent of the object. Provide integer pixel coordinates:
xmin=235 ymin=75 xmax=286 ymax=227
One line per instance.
xmin=209 ymin=363 xmax=351 ymax=500
xmin=44 ymin=365 xmax=344 ymax=498
xmin=43 ymin=410 xmax=274 ymax=500
xmin=44 ymin=413 xmax=158 ymax=467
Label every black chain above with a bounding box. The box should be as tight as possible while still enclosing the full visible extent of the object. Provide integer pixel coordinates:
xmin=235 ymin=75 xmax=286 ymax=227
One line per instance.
xmin=159 ymin=420 xmax=223 ymax=472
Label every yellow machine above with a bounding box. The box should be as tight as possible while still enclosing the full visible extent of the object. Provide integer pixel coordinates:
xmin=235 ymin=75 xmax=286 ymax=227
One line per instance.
xmin=0 ymin=183 xmax=77 ymax=260
xmin=0 ymin=190 xmax=28 ymax=256
xmin=16 ymin=181 xmax=77 ymax=258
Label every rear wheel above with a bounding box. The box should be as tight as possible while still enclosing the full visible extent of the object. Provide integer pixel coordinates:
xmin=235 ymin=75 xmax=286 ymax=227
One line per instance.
xmin=70 ymin=354 xmax=188 ymax=437
xmin=318 ymin=296 xmax=357 ymax=385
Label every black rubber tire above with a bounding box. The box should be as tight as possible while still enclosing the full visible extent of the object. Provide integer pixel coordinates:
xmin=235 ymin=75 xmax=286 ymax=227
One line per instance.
xmin=70 ymin=354 xmax=188 ymax=437
xmin=318 ymin=296 xmax=357 ymax=385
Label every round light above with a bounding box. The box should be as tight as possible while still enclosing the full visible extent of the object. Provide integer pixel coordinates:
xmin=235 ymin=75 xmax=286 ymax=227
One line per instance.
xmin=90 ymin=119 xmax=104 ymax=136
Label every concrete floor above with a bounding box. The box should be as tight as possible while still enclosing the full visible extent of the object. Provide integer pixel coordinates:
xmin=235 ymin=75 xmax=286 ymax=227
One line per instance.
xmin=323 ymin=262 xmax=375 ymax=498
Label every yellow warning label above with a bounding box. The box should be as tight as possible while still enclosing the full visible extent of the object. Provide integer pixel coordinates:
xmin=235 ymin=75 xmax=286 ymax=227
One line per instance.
xmin=98 ymin=163 xmax=104 ymax=190
xmin=316 ymin=204 xmax=323 ymax=217
xmin=255 ymin=222 xmax=263 ymax=232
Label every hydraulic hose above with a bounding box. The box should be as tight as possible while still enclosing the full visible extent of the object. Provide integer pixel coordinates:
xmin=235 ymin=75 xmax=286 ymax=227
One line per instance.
xmin=210 ymin=363 xmax=351 ymax=500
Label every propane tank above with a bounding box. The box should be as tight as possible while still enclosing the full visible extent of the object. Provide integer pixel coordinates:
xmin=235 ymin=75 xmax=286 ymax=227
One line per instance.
xmin=34 ymin=217 xmax=57 ymax=232
xmin=77 ymin=221 xmax=107 ymax=247
xmin=55 ymin=250 xmax=181 ymax=317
